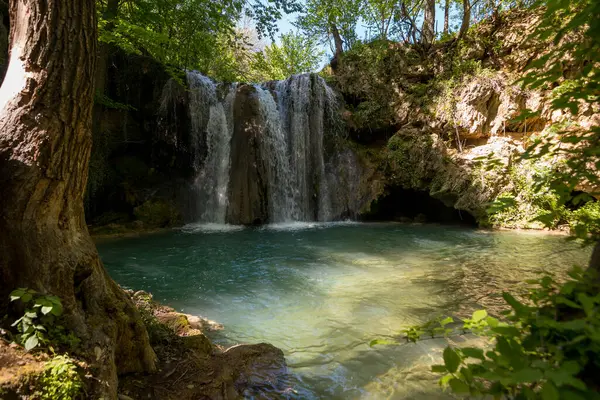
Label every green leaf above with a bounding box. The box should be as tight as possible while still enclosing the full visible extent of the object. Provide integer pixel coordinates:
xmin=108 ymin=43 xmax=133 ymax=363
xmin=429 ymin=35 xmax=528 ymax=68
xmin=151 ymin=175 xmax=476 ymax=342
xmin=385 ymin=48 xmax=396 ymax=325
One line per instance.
xmin=472 ymin=310 xmax=488 ymax=322
xmin=503 ymin=292 xmax=527 ymax=313
xmin=41 ymin=305 xmax=53 ymax=315
xmin=449 ymin=378 xmax=470 ymax=393
xmin=512 ymin=367 xmax=543 ymax=383
xmin=485 ymin=316 xmax=499 ymax=328
xmin=431 ymin=365 xmax=447 ymax=373
xmin=439 ymin=373 xmax=453 ymax=387
xmin=50 ymin=303 xmax=63 ymax=317
xmin=461 ymin=347 xmax=485 ymax=360
xmin=491 ymin=326 xmax=521 ymax=337
xmin=24 ymin=335 xmax=39 ymax=351
xmin=443 ymin=346 xmax=461 ymax=373
xmin=439 ymin=317 xmax=453 ymax=327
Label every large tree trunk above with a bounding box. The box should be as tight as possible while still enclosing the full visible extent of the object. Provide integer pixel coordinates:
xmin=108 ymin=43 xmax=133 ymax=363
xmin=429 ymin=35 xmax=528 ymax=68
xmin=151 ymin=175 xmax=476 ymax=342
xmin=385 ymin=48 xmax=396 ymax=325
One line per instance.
xmin=421 ymin=0 xmax=436 ymax=44
xmin=0 ymin=1 xmax=156 ymax=398
xmin=459 ymin=0 xmax=471 ymax=39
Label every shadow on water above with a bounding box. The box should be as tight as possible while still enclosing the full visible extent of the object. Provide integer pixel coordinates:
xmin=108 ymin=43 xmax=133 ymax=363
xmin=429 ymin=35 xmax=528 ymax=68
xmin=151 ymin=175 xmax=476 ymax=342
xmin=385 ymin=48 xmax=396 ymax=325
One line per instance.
xmin=97 ymin=222 xmax=590 ymax=399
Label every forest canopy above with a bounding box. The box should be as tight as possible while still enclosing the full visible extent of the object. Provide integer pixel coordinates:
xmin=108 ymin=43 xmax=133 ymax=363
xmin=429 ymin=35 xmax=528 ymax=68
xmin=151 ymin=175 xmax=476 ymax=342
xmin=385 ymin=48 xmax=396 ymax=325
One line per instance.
xmin=96 ymin=0 xmax=537 ymax=82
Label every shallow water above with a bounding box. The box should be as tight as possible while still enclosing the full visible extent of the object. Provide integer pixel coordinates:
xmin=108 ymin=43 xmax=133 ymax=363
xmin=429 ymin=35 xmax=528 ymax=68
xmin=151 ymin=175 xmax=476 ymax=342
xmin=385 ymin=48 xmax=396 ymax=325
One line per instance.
xmin=98 ymin=222 xmax=590 ymax=399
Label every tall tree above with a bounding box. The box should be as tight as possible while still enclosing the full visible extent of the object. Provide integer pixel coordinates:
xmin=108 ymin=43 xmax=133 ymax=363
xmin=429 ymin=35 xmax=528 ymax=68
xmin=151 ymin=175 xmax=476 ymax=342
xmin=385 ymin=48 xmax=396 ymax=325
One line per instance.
xmin=362 ymin=0 xmax=399 ymax=41
xmin=0 ymin=0 xmax=156 ymax=397
xmin=295 ymin=0 xmax=362 ymax=61
xmin=443 ymin=0 xmax=450 ymax=35
xmin=250 ymin=32 xmax=325 ymax=81
xmin=458 ymin=0 xmax=472 ymax=38
xmin=422 ymin=0 xmax=436 ymax=43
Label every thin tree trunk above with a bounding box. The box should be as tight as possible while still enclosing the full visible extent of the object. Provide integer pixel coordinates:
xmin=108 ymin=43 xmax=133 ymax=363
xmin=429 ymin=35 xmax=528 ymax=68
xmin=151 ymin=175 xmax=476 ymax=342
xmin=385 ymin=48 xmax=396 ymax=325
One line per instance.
xmin=422 ymin=0 xmax=436 ymax=43
xmin=444 ymin=0 xmax=450 ymax=35
xmin=331 ymin=23 xmax=344 ymax=60
xmin=459 ymin=0 xmax=471 ymax=39
xmin=0 ymin=0 xmax=156 ymax=398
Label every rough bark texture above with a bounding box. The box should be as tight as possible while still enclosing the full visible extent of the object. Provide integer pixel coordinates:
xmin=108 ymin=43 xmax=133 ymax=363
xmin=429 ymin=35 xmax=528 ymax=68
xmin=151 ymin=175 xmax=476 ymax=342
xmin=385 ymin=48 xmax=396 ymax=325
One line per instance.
xmin=443 ymin=0 xmax=450 ymax=35
xmin=0 ymin=1 xmax=156 ymax=398
xmin=459 ymin=0 xmax=472 ymax=39
xmin=422 ymin=0 xmax=436 ymax=44
xmin=331 ymin=23 xmax=344 ymax=62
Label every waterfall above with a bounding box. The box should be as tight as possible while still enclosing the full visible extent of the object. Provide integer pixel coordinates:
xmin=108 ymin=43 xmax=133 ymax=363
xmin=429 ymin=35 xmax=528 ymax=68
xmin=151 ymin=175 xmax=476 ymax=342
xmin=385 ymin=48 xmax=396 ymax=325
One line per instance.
xmin=269 ymin=75 xmax=337 ymax=221
xmin=163 ymin=72 xmax=354 ymax=225
xmin=187 ymin=72 xmax=236 ymax=223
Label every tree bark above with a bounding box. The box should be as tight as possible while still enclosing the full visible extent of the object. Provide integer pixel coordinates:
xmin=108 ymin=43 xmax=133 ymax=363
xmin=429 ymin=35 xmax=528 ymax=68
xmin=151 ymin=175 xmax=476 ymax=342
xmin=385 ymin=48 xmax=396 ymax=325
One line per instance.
xmin=422 ymin=0 xmax=436 ymax=44
xmin=459 ymin=0 xmax=471 ymax=39
xmin=0 ymin=0 xmax=156 ymax=398
xmin=331 ymin=23 xmax=344 ymax=60
xmin=443 ymin=0 xmax=450 ymax=35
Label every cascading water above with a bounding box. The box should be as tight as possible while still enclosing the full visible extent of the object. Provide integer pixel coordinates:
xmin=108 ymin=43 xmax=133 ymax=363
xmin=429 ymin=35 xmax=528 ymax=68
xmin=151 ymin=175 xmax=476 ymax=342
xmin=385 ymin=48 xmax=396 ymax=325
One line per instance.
xmin=162 ymin=72 xmax=359 ymax=225
xmin=186 ymin=72 xmax=236 ymax=223
xmin=266 ymin=74 xmax=338 ymax=222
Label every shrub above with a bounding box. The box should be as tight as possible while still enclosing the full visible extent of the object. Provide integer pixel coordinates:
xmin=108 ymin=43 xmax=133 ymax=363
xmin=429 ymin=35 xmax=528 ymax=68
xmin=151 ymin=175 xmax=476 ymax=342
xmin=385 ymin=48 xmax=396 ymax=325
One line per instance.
xmin=37 ymin=355 xmax=84 ymax=400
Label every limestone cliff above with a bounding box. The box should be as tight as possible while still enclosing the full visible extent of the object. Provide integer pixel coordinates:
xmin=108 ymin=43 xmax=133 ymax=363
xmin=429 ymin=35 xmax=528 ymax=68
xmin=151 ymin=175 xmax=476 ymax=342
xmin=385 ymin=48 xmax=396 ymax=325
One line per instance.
xmin=332 ymin=8 xmax=599 ymax=228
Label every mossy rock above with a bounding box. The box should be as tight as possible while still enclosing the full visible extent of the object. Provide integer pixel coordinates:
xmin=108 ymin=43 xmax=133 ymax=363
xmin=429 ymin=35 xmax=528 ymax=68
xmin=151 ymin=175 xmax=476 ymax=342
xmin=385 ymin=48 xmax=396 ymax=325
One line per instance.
xmin=181 ymin=334 xmax=213 ymax=356
xmin=133 ymin=200 xmax=182 ymax=228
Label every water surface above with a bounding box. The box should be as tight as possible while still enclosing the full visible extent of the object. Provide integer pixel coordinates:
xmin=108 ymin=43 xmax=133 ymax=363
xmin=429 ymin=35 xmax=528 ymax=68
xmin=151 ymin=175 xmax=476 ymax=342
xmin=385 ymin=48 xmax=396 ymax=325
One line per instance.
xmin=98 ymin=223 xmax=589 ymax=399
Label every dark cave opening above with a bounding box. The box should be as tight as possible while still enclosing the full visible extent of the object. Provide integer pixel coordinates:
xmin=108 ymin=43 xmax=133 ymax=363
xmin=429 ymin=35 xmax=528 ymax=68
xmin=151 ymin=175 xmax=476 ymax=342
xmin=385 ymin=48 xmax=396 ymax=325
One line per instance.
xmin=363 ymin=187 xmax=478 ymax=226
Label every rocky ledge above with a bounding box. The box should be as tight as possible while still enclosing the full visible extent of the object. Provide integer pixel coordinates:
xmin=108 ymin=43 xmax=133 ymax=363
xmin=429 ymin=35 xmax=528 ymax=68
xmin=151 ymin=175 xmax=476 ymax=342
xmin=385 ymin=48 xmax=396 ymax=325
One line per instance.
xmin=118 ymin=290 xmax=289 ymax=399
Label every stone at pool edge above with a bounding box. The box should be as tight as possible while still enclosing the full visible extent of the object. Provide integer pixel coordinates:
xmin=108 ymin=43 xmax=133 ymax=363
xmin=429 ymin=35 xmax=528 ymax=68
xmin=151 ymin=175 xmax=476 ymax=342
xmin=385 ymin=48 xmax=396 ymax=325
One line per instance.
xmin=223 ymin=343 xmax=288 ymax=394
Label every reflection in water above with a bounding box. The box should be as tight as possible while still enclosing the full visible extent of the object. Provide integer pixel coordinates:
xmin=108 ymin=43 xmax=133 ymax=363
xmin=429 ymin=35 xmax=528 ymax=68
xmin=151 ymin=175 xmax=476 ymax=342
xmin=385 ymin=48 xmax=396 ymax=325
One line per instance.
xmin=98 ymin=223 xmax=590 ymax=399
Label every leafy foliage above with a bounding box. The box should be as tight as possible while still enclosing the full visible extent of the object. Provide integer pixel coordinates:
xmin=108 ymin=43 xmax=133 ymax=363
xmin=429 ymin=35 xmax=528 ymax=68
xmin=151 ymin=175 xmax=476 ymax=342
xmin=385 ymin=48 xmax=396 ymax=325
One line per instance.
xmin=37 ymin=355 xmax=84 ymax=400
xmin=433 ymin=269 xmax=600 ymax=399
xmin=250 ymin=32 xmax=325 ymax=81
xmin=295 ymin=0 xmax=362 ymax=53
xmin=96 ymin=0 xmax=300 ymax=81
xmin=8 ymin=289 xmax=79 ymax=351
xmin=514 ymin=0 xmax=600 ymax=241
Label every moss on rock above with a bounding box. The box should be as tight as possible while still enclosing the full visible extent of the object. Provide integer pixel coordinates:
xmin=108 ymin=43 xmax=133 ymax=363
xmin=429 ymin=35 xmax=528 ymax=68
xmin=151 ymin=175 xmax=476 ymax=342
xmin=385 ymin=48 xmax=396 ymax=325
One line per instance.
xmin=133 ymin=199 xmax=182 ymax=228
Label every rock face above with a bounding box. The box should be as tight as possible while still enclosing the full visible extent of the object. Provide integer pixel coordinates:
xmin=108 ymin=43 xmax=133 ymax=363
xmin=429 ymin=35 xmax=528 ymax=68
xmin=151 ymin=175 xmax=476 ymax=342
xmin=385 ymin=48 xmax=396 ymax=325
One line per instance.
xmin=227 ymin=85 xmax=270 ymax=225
xmin=378 ymin=129 xmax=524 ymax=221
xmin=80 ymin=8 xmax=598 ymax=231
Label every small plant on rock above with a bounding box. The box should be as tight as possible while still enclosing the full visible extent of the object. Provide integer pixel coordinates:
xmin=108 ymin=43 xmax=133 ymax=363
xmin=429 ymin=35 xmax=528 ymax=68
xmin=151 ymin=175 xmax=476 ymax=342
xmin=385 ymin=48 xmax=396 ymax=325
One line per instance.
xmin=9 ymin=288 xmax=75 ymax=351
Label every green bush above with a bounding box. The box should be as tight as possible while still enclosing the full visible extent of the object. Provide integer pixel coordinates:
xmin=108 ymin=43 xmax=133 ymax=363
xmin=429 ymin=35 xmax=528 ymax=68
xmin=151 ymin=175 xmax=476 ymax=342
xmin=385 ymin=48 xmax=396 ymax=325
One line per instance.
xmin=9 ymin=289 xmax=63 ymax=351
xmin=37 ymin=355 xmax=84 ymax=400
xmin=487 ymin=161 xmax=568 ymax=229
xmin=569 ymin=201 xmax=600 ymax=238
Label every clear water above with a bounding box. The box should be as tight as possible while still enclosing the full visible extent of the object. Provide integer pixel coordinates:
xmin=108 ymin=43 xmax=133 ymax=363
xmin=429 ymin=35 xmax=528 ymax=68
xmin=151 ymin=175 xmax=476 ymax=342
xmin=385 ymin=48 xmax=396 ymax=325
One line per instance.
xmin=97 ymin=223 xmax=590 ymax=399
